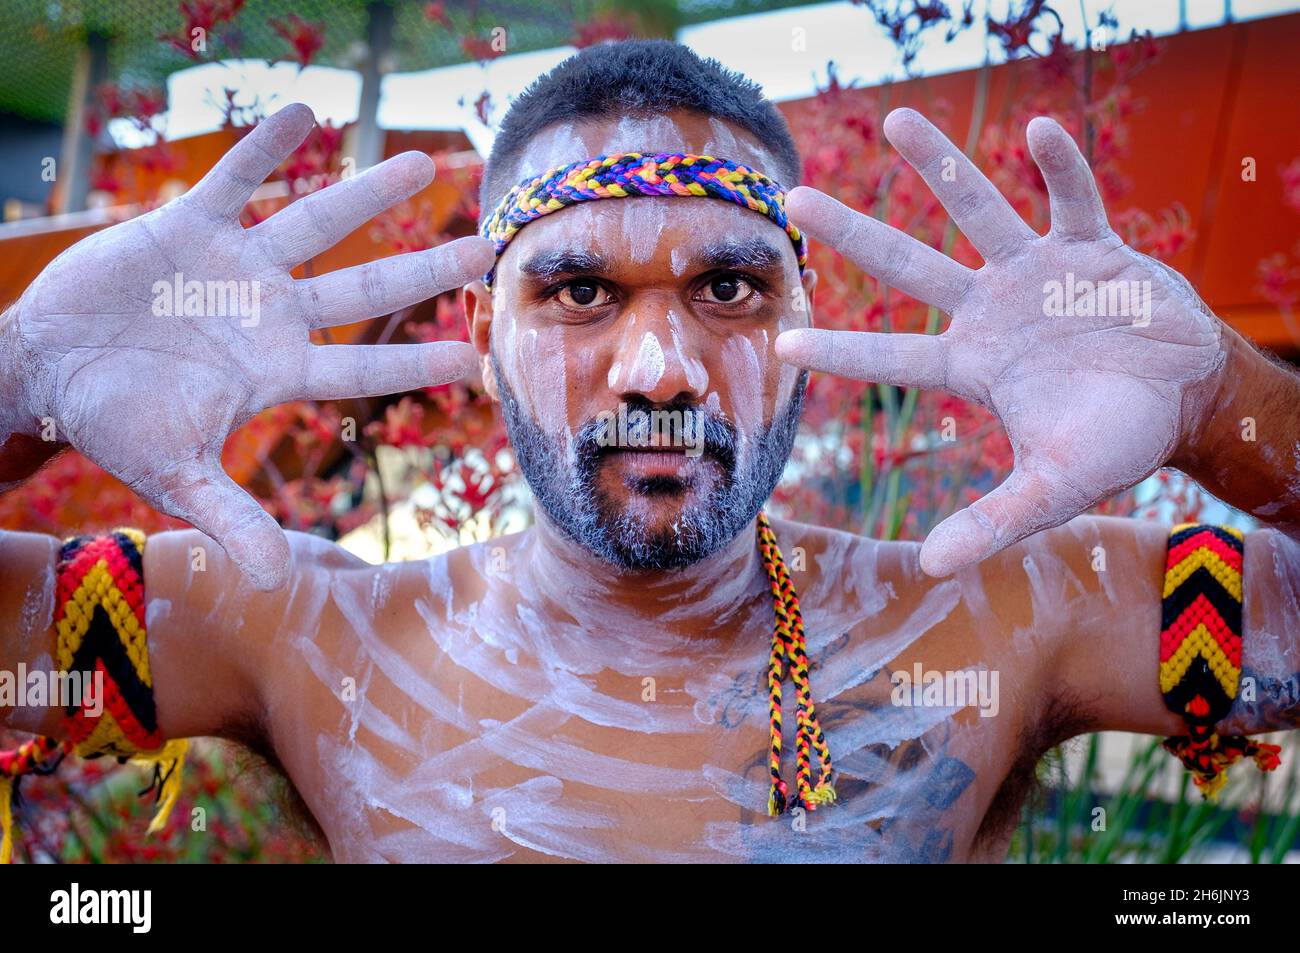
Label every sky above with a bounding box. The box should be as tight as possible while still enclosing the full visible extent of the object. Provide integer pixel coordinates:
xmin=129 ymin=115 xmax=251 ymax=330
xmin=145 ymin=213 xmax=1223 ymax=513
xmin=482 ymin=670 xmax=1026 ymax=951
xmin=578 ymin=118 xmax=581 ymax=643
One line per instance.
xmin=115 ymin=0 xmax=1300 ymax=156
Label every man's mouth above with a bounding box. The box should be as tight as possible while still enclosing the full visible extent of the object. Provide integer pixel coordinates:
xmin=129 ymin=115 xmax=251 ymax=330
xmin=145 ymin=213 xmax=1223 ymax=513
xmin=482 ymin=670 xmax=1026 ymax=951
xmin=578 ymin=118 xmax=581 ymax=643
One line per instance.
xmin=576 ymin=402 xmax=738 ymax=487
xmin=608 ymin=444 xmax=694 ymax=479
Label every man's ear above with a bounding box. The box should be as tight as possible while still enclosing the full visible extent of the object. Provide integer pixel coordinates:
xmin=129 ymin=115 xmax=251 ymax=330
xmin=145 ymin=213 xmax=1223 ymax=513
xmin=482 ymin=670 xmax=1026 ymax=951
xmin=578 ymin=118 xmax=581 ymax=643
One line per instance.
xmin=462 ymin=279 xmax=500 ymax=403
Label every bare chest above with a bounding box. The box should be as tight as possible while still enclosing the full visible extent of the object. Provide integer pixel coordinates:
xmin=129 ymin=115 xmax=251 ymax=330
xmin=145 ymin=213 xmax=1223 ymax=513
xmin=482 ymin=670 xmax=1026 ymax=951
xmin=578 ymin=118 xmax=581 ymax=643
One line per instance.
xmin=286 ymin=609 xmax=1021 ymax=863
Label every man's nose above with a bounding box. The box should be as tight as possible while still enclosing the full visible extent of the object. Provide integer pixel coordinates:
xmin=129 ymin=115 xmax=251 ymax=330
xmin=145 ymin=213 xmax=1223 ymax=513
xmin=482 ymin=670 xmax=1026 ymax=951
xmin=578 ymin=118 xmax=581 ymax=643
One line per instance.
xmin=606 ymin=311 xmax=709 ymax=404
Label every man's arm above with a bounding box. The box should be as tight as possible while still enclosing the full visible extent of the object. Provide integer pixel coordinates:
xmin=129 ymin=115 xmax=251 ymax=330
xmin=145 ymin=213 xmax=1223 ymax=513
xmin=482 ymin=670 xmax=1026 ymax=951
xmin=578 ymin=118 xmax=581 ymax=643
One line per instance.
xmin=0 ymin=103 xmax=492 ymax=589
xmin=1009 ymin=516 xmax=1300 ymax=741
xmin=1168 ymin=321 xmax=1300 ymax=538
xmin=1218 ymin=526 xmax=1300 ymax=736
xmin=0 ymin=311 xmax=62 ymax=492
xmin=0 ymin=527 xmax=270 ymax=742
xmin=776 ymin=108 xmax=1300 ymax=577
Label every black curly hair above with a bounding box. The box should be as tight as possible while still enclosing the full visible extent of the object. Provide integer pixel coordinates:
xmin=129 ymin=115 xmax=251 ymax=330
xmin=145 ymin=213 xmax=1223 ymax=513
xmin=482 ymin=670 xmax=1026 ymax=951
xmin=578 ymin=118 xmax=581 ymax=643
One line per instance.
xmin=478 ymin=39 xmax=801 ymax=222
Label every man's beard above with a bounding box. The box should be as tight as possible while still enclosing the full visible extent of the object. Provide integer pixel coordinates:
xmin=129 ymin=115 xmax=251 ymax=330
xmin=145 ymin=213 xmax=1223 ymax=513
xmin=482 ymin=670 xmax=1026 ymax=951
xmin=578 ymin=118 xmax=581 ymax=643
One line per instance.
xmin=492 ymin=349 xmax=807 ymax=571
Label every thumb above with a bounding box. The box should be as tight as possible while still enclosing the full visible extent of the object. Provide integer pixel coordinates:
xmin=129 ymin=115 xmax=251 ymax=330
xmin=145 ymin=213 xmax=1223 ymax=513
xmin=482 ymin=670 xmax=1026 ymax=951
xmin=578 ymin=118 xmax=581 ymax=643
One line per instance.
xmin=919 ymin=462 xmax=1091 ymax=577
xmin=152 ymin=458 xmax=291 ymax=590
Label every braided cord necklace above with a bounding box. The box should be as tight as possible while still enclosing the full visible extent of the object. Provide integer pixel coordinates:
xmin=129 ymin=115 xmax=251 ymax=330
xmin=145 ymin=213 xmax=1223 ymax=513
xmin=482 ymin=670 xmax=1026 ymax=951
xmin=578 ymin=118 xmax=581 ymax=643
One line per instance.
xmin=756 ymin=512 xmax=836 ymax=815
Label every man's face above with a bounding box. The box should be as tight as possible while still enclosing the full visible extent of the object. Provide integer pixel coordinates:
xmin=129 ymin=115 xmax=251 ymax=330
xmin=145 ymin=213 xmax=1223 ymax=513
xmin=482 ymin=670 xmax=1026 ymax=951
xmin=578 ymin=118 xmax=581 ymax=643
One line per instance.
xmin=466 ymin=111 xmax=816 ymax=570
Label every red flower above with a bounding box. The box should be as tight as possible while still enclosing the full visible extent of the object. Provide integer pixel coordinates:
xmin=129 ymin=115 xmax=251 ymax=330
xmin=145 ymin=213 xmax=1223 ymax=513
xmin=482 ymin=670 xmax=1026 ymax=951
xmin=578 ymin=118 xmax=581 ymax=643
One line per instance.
xmin=461 ymin=33 xmax=503 ymax=64
xmin=1281 ymin=158 xmax=1300 ymax=215
xmin=369 ymin=197 xmax=448 ymax=254
xmin=278 ymin=119 xmax=345 ymax=194
xmin=424 ymin=1 xmax=453 ymax=29
xmin=472 ymin=90 xmax=493 ymax=127
xmin=161 ymin=0 xmax=245 ymax=60
xmin=986 ymin=0 xmax=1060 ymax=59
xmin=573 ymin=11 xmax=638 ymax=48
xmin=271 ymin=14 xmax=326 ymax=69
xmin=367 ymin=397 xmax=433 ymax=450
xmin=1257 ymin=252 xmax=1300 ymax=309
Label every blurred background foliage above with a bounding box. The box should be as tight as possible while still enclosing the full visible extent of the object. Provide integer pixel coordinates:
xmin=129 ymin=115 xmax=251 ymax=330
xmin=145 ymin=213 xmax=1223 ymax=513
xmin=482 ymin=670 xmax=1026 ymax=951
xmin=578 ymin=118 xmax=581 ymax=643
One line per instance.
xmin=1 ymin=0 xmax=1299 ymax=862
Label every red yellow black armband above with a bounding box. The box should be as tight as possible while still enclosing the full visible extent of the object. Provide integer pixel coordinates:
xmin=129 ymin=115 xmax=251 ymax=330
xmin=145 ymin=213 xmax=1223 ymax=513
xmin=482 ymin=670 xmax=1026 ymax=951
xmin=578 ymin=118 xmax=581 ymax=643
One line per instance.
xmin=0 ymin=528 xmax=187 ymax=863
xmin=1159 ymin=522 xmax=1281 ymax=799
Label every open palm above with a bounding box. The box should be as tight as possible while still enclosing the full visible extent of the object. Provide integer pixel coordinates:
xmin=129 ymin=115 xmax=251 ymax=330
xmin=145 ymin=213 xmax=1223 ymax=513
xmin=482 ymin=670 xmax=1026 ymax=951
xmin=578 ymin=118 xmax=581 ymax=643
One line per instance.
xmin=777 ymin=108 xmax=1225 ymax=576
xmin=8 ymin=104 xmax=492 ymax=588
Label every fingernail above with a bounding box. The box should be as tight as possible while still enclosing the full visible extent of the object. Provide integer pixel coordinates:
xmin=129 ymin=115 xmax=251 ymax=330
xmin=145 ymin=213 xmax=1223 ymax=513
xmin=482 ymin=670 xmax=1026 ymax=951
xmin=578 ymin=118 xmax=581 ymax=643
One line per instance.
xmin=774 ymin=328 xmax=815 ymax=363
xmin=449 ymin=235 xmax=497 ymax=279
xmin=441 ymin=340 xmax=480 ymax=379
xmin=225 ymin=529 xmax=290 ymax=591
xmin=920 ymin=509 xmax=997 ymax=576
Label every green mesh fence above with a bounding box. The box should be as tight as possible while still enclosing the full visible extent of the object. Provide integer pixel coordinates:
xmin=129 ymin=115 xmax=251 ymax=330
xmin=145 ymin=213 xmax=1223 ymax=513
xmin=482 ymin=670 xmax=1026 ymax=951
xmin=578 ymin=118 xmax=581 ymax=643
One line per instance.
xmin=0 ymin=0 xmax=825 ymax=123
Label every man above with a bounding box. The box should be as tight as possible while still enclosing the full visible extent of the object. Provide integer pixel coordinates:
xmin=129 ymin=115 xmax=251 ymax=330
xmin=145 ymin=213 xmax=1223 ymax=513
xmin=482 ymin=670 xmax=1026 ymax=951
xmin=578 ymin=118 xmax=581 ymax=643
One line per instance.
xmin=2 ymin=40 xmax=1300 ymax=863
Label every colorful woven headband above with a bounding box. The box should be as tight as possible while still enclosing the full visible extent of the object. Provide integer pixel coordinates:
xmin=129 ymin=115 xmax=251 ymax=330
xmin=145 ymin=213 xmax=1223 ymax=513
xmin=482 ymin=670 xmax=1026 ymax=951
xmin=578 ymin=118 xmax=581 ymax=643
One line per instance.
xmin=479 ymin=152 xmax=808 ymax=284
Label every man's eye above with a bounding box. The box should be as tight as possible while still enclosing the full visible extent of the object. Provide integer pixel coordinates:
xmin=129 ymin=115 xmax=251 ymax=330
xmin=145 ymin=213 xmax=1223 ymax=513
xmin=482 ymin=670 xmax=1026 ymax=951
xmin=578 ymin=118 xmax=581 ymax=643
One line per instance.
xmin=557 ymin=280 xmax=609 ymax=308
xmin=697 ymin=274 xmax=755 ymax=305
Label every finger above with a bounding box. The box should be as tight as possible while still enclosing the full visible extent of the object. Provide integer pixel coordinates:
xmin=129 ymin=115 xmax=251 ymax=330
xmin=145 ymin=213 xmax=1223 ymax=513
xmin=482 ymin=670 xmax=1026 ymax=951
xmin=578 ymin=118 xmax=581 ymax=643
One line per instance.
xmin=775 ymin=328 xmax=952 ymax=392
xmin=299 ymin=341 xmax=478 ymax=401
xmin=296 ymin=235 xmax=494 ymax=329
xmin=786 ymin=187 xmax=973 ymax=314
xmin=883 ymin=107 xmax=1038 ymax=262
xmin=186 ymin=103 xmax=316 ymax=221
xmin=152 ymin=458 xmax=291 ymax=591
xmin=918 ymin=462 xmax=1091 ymax=576
xmin=1026 ymin=116 xmax=1110 ymax=241
xmin=250 ymin=151 xmax=435 ymax=268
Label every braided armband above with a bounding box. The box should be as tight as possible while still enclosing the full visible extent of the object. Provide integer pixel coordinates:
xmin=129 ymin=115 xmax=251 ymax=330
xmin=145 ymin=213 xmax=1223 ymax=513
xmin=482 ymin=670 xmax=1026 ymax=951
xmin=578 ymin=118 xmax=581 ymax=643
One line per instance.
xmin=0 ymin=529 xmax=187 ymax=863
xmin=1159 ymin=523 xmax=1280 ymax=799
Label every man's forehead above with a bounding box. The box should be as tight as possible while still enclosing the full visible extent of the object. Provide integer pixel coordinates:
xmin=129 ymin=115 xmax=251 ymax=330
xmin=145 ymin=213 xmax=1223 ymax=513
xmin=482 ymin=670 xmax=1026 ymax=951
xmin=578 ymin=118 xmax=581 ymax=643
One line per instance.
xmin=509 ymin=111 xmax=785 ymax=186
xmin=486 ymin=111 xmax=804 ymax=284
xmin=504 ymin=198 xmax=795 ymax=278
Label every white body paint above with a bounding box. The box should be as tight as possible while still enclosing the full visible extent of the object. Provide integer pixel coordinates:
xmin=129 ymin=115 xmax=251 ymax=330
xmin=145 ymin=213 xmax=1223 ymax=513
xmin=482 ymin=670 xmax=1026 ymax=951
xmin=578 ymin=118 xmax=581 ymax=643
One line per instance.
xmin=248 ymin=523 xmax=1000 ymax=864
xmin=624 ymin=331 xmax=666 ymax=392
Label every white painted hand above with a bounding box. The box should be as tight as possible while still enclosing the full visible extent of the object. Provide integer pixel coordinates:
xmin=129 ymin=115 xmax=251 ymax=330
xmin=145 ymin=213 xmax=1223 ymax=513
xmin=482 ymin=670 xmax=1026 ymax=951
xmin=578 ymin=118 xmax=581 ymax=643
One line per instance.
xmin=5 ymin=103 xmax=493 ymax=589
xmin=777 ymin=108 xmax=1225 ymax=577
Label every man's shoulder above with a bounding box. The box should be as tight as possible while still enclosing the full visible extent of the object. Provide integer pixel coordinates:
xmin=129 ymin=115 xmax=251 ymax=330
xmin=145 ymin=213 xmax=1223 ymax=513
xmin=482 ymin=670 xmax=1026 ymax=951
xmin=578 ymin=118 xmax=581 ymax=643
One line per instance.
xmin=765 ymin=515 xmax=920 ymax=566
xmin=146 ymin=525 xmax=372 ymax=576
xmin=763 ymin=516 xmax=929 ymax=629
xmin=767 ymin=511 xmax=1162 ymax=617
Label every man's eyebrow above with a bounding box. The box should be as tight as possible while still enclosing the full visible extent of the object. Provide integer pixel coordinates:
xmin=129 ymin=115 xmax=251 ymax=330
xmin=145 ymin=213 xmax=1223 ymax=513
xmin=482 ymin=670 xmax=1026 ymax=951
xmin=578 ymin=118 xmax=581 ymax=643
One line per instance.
xmin=697 ymin=238 xmax=786 ymax=272
xmin=518 ymin=250 xmax=611 ymax=279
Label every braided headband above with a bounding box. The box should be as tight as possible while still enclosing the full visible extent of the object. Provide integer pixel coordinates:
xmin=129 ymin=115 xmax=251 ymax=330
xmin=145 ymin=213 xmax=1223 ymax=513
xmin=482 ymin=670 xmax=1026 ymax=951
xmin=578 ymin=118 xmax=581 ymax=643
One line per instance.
xmin=1159 ymin=523 xmax=1280 ymax=798
xmin=479 ymin=152 xmax=808 ymax=285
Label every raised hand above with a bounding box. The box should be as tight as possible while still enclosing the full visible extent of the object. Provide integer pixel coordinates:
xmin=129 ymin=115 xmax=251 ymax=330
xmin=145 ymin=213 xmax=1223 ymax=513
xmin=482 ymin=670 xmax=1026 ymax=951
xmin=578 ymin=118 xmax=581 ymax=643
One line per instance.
xmin=4 ymin=103 xmax=493 ymax=589
xmin=777 ymin=108 xmax=1225 ymax=577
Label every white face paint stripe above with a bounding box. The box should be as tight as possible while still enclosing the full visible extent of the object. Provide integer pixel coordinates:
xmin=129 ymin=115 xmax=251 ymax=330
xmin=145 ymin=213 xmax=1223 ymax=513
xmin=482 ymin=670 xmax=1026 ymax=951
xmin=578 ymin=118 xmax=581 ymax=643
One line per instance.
xmin=720 ymin=335 xmax=762 ymax=437
xmin=319 ymin=740 xmax=511 ymax=863
xmin=622 ymin=200 xmax=666 ymax=265
xmin=670 ymin=246 xmax=689 ymax=276
xmin=624 ymin=330 xmax=666 ymax=392
xmin=667 ymin=311 xmax=708 ymax=393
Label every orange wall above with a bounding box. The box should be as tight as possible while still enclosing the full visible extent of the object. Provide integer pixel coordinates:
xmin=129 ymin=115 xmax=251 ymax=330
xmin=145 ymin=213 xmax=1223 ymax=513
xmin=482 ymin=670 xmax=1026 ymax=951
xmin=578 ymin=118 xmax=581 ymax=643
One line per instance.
xmin=781 ymin=13 xmax=1300 ymax=352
